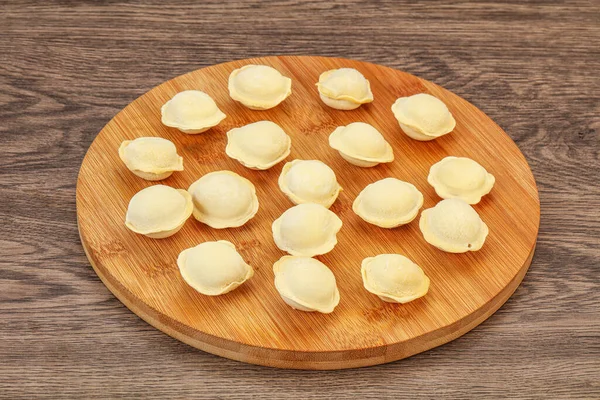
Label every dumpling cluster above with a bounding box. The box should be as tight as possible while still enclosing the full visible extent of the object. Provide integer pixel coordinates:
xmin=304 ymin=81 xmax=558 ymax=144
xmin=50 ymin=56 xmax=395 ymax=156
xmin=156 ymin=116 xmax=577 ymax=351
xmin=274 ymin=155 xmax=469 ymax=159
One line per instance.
xmin=226 ymin=121 xmax=291 ymax=170
xmin=419 ymin=198 xmax=488 ymax=253
xmin=391 ymin=93 xmax=455 ymax=141
xmin=228 ymin=64 xmax=292 ymax=110
xmin=329 ymin=122 xmax=394 ymax=167
xmin=188 ymin=171 xmax=259 ymax=229
xmin=119 ymin=137 xmax=184 ymax=181
xmin=317 ymin=68 xmax=374 ymax=110
xmin=278 ymin=159 xmax=342 ymax=208
xmin=353 ymin=178 xmax=423 ymax=228
xmin=272 ymin=203 xmax=342 ymax=257
xmin=178 ymin=241 xmax=253 ymax=296
xmin=428 ymin=156 xmax=495 ymax=204
xmin=361 ymin=254 xmax=430 ymax=303
xmin=273 ymin=256 xmax=340 ymax=313
xmin=125 ymin=185 xmax=193 ymax=239
xmin=161 ymin=90 xmax=226 ymax=134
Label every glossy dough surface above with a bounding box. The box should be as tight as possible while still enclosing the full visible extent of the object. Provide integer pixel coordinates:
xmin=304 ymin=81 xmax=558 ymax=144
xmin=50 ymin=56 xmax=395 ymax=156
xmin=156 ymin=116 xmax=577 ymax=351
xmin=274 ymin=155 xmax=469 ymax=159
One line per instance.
xmin=225 ymin=121 xmax=292 ymax=170
xmin=161 ymin=90 xmax=226 ymax=134
xmin=329 ymin=122 xmax=394 ymax=167
xmin=125 ymin=184 xmax=193 ymax=239
xmin=228 ymin=64 xmax=292 ymax=110
xmin=353 ymin=178 xmax=423 ymax=228
xmin=391 ymin=93 xmax=456 ymax=141
xmin=428 ymin=156 xmax=495 ymax=204
xmin=178 ymin=241 xmax=254 ymax=296
xmin=419 ymin=198 xmax=489 ymax=253
xmin=317 ymin=68 xmax=374 ymax=110
xmin=272 ymin=203 xmax=343 ymax=257
xmin=118 ymin=137 xmax=184 ymax=181
xmin=278 ymin=159 xmax=342 ymax=208
xmin=188 ymin=170 xmax=259 ymax=229
xmin=361 ymin=254 xmax=430 ymax=303
xmin=273 ymin=255 xmax=340 ymax=313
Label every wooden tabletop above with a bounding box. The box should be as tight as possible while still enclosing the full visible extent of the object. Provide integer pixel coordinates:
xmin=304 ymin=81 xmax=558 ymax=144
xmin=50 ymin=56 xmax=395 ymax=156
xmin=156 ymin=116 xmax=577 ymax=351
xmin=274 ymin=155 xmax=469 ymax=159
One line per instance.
xmin=1 ymin=1 xmax=598 ymax=398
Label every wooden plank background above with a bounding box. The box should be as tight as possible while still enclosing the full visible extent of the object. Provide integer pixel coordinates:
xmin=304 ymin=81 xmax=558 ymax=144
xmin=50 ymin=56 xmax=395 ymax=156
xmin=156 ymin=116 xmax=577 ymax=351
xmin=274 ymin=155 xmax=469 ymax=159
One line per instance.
xmin=1 ymin=0 xmax=598 ymax=398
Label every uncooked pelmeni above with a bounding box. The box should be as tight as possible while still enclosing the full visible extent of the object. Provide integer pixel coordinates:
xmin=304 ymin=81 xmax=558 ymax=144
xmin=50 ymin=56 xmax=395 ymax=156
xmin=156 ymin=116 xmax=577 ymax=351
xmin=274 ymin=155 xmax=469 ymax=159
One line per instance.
xmin=272 ymin=203 xmax=342 ymax=257
xmin=353 ymin=178 xmax=423 ymax=228
xmin=161 ymin=90 xmax=226 ymax=134
xmin=361 ymin=254 xmax=430 ymax=304
xmin=328 ymin=122 xmax=394 ymax=167
xmin=188 ymin=171 xmax=259 ymax=229
xmin=178 ymin=241 xmax=253 ymax=296
xmin=278 ymin=159 xmax=342 ymax=208
xmin=125 ymin=184 xmax=193 ymax=239
xmin=316 ymin=68 xmax=374 ymax=110
xmin=273 ymin=255 xmax=340 ymax=313
xmin=225 ymin=121 xmax=291 ymax=170
xmin=391 ymin=93 xmax=456 ymax=141
xmin=228 ymin=64 xmax=292 ymax=110
xmin=419 ymin=198 xmax=489 ymax=253
xmin=118 ymin=137 xmax=184 ymax=181
xmin=428 ymin=156 xmax=495 ymax=204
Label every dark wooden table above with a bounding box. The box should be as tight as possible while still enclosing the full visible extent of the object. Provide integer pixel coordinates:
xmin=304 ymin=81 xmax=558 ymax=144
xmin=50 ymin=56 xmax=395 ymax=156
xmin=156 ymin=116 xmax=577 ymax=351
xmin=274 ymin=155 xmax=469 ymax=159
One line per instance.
xmin=1 ymin=1 xmax=598 ymax=398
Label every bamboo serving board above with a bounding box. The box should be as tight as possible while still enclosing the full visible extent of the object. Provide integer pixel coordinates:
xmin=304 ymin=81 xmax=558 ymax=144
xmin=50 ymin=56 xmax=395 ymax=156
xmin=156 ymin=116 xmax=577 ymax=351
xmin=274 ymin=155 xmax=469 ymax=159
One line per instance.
xmin=76 ymin=56 xmax=540 ymax=370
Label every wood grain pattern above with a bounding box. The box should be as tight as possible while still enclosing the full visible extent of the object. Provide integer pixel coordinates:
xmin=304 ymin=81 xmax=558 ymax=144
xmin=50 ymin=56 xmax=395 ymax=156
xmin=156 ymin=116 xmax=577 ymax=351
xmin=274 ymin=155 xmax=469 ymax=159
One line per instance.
xmin=1 ymin=0 xmax=599 ymax=397
xmin=76 ymin=56 xmax=539 ymax=369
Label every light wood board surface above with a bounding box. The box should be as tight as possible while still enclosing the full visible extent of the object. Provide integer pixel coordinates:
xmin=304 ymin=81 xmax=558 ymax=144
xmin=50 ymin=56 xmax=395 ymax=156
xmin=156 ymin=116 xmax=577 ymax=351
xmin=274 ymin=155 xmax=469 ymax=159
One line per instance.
xmin=76 ymin=56 xmax=539 ymax=369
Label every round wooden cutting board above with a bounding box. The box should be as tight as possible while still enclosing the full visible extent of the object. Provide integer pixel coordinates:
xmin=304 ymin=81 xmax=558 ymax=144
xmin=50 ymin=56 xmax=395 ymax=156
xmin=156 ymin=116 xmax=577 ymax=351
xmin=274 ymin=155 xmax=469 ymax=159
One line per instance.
xmin=76 ymin=56 xmax=540 ymax=370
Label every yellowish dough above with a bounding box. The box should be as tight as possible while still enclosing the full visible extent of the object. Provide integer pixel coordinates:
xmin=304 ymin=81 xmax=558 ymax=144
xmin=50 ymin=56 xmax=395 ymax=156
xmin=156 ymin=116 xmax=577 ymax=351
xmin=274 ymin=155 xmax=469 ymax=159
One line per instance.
xmin=316 ymin=68 xmax=374 ymax=110
xmin=228 ymin=64 xmax=292 ymax=110
xmin=329 ymin=122 xmax=394 ymax=167
xmin=125 ymin=184 xmax=193 ymax=239
xmin=361 ymin=254 xmax=430 ymax=303
xmin=353 ymin=178 xmax=423 ymax=228
xmin=188 ymin=171 xmax=259 ymax=229
xmin=118 ymin=137 xmax=184 ymax=181
xmin=272 ymin=203 xmax=342 ymax=257
xmin=419 ymin=198 xmax=489 ymax=253
xmin=428 ymin=156 xmax=495 ymax=204
xmin=273 ymin=255 xmax=340 ymax=313
xmin=178 ymin=241 xmax=254 ymax=296
xmin=225 ymin=121 xmax=291 ymax=170
xmin=161 ymin=90 xmax=226 ymax=134
xmin=391 ymin=93 xmax=456 ymax=141
xmin=278 ymin=159 xmax=342 ymax=208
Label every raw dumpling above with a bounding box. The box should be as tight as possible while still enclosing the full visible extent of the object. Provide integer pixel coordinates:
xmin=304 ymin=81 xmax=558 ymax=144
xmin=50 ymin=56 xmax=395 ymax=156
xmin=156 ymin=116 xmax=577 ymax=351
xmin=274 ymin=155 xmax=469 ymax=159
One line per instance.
xmin=118 ymin=137 xmax=184 ymax=181
xmin=361 ymin=254 xmax=430 ymax=304
xmin=125 ymin=184 xmax=193 ymax=239
xmin=228 ymin=64 xmax=292 ymax=110
xmin=419 ymin=198 xmax=489 ymax=253
xmin=188 ymin=170 xmax=259 ymax=229
xmin=161 ymin=90 xmax=226 ymax=134
xmin=353 ymin=178 xmax=423 ymax=228
xmin=178 ymin=241 xmax=253 ymax=296
xmin=391 ymin=93 xmax=456 ymax=141
xmin=428 ymin=156 xmax=495 ymax=204
xmin=272 ymin=203 xmax=342 ymax=257
xmin=278 ymin=159 xmax=342 ymax=208
xmin=225 ymin=121 xmax=291 ymax=170
xmin=316 ymin=68 xmax=374 ymax=110
xmin=273 ymin=255 xmax=340 ymax=313
xmin=329 ymin=122 xmax=394 ymax=167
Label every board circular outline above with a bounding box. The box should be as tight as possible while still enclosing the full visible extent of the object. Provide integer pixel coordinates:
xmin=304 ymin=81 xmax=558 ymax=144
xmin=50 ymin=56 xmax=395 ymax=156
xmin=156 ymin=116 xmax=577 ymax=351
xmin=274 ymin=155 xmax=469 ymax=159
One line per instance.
xmin=76 ymin=56 xmax=540 ymax=370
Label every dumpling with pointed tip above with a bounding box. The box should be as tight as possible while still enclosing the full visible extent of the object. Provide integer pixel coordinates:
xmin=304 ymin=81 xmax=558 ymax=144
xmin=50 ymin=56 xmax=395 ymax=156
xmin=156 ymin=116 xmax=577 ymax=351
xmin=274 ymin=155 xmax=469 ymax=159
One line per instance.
xmin=273 ymin=255 xmax=340 ymax=313
xmin=178 ymin=241 xmax=254 ymax=296
xmin=391 ymin=93 xmax=456 ymax=141
xmin=118 ymin=137 xmax=184 ymax=181
xmin=428 ymin=156 xmax=495 ymax=204
xmin=228 ymin=64 xmax=292 ymax=110
xmin=317 ymin=68 xmax=374 ymax=110
xmin=161 ymin=90 xmax=226 ymax=134
xmin=225 ymin=121 xmax=291 ymax=170
xmin=278 ymin=159 xmax=342 ymax=208
xmin=419 ymin=198 xmax=489 ymax=253
xmin=329 ymin=122 xmax=394 ymax=167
